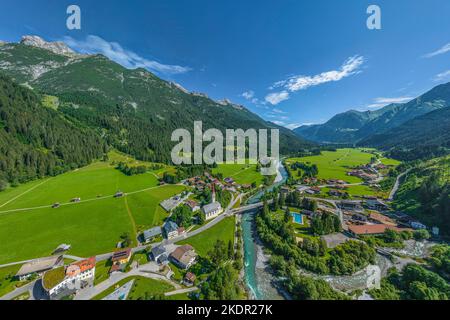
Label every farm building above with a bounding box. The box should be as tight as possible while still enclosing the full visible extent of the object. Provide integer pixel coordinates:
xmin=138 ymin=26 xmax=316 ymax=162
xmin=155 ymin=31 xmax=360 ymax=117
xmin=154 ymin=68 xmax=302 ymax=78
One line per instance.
xmin=16 ymin=255 xmax=64 ymax=281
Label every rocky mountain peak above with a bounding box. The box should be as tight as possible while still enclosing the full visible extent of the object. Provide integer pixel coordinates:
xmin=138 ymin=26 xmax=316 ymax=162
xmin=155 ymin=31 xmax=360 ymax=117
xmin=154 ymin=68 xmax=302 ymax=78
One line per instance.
xmin=20 ymin=35 xmax=75 ymax=56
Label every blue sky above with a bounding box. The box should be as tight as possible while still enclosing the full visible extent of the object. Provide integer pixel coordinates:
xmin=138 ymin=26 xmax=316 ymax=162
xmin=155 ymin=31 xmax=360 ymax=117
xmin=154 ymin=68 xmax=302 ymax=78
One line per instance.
xmin=0 ymin=0 xmax=449 ymax=129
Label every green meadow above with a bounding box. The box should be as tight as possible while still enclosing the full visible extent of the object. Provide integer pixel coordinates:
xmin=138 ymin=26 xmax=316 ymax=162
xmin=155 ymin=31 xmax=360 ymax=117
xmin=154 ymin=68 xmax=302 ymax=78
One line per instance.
xmin=0 ymin=152 xmax=184 ymax=264
xmin=286 ymin=148 xmax=400 ymax=198
xmin=177 ymin=216 xmax=235 ymax=256
xmin=212 ymin=163 xmax=263 ymax=186
xmin=286 ymin=148 xmax=374 ymax=183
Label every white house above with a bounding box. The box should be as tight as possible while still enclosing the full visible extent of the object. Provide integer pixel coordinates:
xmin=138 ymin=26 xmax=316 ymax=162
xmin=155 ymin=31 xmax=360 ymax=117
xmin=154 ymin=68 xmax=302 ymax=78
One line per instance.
xmin=43 ymin=257 xmax=96 ymax=299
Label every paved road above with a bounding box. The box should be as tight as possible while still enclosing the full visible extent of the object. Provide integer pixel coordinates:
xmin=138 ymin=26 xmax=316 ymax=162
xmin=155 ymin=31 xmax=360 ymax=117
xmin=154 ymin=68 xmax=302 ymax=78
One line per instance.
xmin=74 ymin=264 xmax=181 ymax=300
xmin=0 ymin=280 xmax=36 ymax=301
xmin=388 ymin=168 xmax=412 ymax=201
xmin=164 ymin=287 xmax=199 ymax=297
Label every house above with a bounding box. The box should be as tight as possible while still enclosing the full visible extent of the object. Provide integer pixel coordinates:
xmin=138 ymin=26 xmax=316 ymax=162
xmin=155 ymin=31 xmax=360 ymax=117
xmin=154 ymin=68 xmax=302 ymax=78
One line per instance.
xmin=177 ymin=227 xmax=186 ymax=236
xmin=142 ymin=226 xmax=162 ymax=243
xmin=42 ymin=257 xmax=96 ymax=300
xmin=305 ymin=187 xmax=321 ymax=195
xmin=328 ymin=189 xmax=346 ymax=197
xmin=365 ymin=199 xmax=389 ymax=211
xmin=169 ymin=245 xmax=197 ymax=270
xmin=185 ymin=200 xmax=200 ymax=212
xmin=352 ymin=213 xmax=369 ymax=222
xmin=183 ymin=272 xmax=196 ymax=287
xmin=338 ymin=201 xmax=363 ymax=212
xmin=224 ymin=177 xmax=234 ymax=184
xmin=16 ymin=255 xmax=64 ymax=281
xmin=296 ymin=185 xmax=310 ymax=194
xmin=369 ymin=212 xmax=397 ymax=226
xmin=150 ymin=246 xmax=169 ymax=265
xmin=280 ymin=186 xmax=290 ymax=194
xmin=348 ymin=224 xmax=408 ymax=237
xmin=110 ymin=248 xmax=132 ymax=273
xmin=411 ymin=221 xmax=427 ymax=230
xmin=163 ymin=221 xmax=180 ymax=239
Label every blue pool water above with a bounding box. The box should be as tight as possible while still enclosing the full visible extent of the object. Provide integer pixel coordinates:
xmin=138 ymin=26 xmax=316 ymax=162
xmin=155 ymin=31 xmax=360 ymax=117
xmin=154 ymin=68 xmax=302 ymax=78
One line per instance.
xmin=292 ymin=213 xmax=304 ymax=224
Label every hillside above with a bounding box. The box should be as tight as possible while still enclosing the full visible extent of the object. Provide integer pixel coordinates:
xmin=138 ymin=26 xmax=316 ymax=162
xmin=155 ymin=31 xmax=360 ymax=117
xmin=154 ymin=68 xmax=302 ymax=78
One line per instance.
xmin=294 ymin=82 xmax=450 ymax=144
xmin=393 ymin=156 xmax=450 ymax=236
xmin=0 ymin=36 xmax=310 ymax=164
xmin=359 ymin=107 xmax=450 ymax=160
xmin=0 ymin=74 xmax=106 ymax=185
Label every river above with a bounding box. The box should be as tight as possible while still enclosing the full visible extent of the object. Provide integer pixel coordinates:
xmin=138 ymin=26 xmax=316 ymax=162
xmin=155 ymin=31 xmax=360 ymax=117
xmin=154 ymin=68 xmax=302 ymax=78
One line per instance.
xmin=241 ymin=161 xmax=288 ymax=300
xmin=240 ymin=161 xmax=429 ymax=299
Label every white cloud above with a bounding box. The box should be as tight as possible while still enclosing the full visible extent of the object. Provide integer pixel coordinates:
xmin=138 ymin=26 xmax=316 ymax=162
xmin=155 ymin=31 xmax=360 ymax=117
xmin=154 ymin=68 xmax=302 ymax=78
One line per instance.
xmin=423 ymin=43 xmax=450 ymax=58
xmin=272 ymin=55 xmax=365 ymax=93
xmin=241 ymin=90 xmax=255 ymax=100
xmin=434 ymin=70 xmax=450 ymax=82
xmin=285 ymin=123 xmax=301 ymax=130
xmin=366 ymin=96 xmax=413 ymax=109
xmin=63 ymin=35 xmax=191 ymax=75
xmin=272 ymin=120 xmax=285 ymax=126
xmin=272 ymin=108 xmax=286 ymax=114
xmin=265 ymin=91 xmax=290 ymax=105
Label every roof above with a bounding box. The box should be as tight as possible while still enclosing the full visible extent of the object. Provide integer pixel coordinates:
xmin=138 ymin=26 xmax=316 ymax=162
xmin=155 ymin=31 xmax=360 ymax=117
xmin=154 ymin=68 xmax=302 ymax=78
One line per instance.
xmin=16 ymin=255 xmax=63 ymax=277
xmin=185 ymin=272 xmax=196 ymax=282
xmin=151 ymin=246 xmax=166 ymax=257
xmin=185 ymin=200 xmax=199 ymax=209
xmin=170 ymin=245 xmax=196 ymax=264
xmin=111 ymin=248 xmax=132 ymax=262
xmin=143 ymin=226 xmax=162 ymax=239
xmin=348 ymin=224 xmax=405 ymax=235
xmin=202 ymin=202 xmax=222 ymax=214
xmin=369 ymin=212 xmax=396 ymax=226
xmin=42 ymin=266 xmax=66 ymax=290
xmin=66 ymin=257 xmax=96 ymax=276
xmin=163 ymin=220 xmax=179 ymax=233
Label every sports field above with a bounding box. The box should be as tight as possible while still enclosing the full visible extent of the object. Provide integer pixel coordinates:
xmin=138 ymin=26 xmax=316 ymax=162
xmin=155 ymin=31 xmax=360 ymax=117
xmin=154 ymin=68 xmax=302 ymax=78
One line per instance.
xmin=212 ymin=163 xmax=263 ymax=186
xmin=0 ymin=152 xmax=184 ymax=264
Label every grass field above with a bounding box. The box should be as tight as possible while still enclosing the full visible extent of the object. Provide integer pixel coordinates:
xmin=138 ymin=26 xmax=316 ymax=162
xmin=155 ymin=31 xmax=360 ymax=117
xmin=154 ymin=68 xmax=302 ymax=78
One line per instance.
xmin=177 ymin=216 xmax=235 ymax=256
xmin=286 ymin=148 xmax=399 ymax=198
xmin=0 ymin=151 xmax=185 ymax=264
xmin=0 ymin=264 xmax=29 ymax=297
xmin=286 ymin=148 xmax=374 ymax=183
xmin=93 ymin=276 xmax=174 ymax=300
xmin=212 ymin=163 xmax=263 ymax=186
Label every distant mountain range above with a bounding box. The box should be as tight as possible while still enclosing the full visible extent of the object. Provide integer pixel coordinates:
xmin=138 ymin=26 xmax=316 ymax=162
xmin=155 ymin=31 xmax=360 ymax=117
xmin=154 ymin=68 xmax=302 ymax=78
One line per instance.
xmin=0 ymin=36 xmax=310 ymax=166
xmin=294 ymin=82 xmax=450 ymax=145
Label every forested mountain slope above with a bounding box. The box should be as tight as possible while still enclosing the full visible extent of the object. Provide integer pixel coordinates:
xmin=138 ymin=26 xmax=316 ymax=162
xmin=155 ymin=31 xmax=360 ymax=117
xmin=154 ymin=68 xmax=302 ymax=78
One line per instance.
xmin=0 ymin=37 xmax=311 ymax=164
xmin=0 ymin=74 xmax=106 ymax=186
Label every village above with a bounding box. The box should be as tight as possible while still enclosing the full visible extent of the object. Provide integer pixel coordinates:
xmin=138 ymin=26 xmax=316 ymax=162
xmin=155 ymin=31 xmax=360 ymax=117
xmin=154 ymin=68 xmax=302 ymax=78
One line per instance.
xmin=0 ymin=153 xmax=441 ymax=301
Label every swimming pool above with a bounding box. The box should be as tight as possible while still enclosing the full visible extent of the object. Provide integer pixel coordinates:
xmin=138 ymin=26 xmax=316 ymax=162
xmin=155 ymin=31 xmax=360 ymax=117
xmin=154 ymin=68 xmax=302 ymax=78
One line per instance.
xmin=292 ymin=213 xmax=304 ymax=224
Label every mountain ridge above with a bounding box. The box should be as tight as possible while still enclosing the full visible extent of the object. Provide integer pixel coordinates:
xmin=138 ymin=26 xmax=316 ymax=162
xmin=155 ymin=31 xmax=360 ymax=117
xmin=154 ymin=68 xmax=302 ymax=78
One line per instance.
xmin=294 ymin=82 xmax=450 ymax=144
xmin=0 ymin=36 xmax=311 ymax=163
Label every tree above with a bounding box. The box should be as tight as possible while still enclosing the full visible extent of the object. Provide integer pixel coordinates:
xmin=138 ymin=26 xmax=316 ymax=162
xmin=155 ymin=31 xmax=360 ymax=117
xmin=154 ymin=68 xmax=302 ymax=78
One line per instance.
xmin=201 ymin=264 xmax=242 ymax=300
xmin=284 ymin=207 xmax=291 ymax=223
xmin=120 ymin=232 xmax=132 ymax=248
xmin=171 ymin=205 xmax=193 ymax=228
xmin=207 ymin=240 xmax=228 ymax=266
xmin=414 ymin=229 xmax=431 ymax=241
xmin=227 ymin=240 xmax=234 ymax=260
